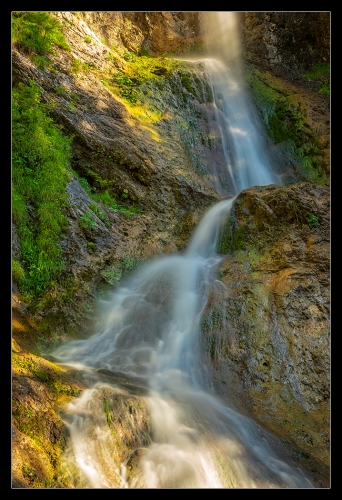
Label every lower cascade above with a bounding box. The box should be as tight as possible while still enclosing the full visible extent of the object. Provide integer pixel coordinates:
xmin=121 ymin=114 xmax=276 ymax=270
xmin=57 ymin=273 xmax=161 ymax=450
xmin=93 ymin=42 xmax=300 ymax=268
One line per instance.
xmin=52 ymin=197 xmax=313 ymax=488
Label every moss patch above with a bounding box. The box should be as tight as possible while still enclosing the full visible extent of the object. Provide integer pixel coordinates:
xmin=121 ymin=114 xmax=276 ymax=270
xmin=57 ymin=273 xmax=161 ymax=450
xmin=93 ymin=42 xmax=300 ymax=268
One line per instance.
xmin=246 ymin=66 xmax=327 ymax=185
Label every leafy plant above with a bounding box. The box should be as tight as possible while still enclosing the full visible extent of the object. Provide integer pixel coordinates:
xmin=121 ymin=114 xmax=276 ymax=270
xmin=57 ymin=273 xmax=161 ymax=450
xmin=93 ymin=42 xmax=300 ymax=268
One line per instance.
xmin=84 ymin=35 xmax=92 ymax=44
xmin=120 ymin=88 xmax=138 ymax=103
xmin=307 ymin=213 xmax=320 ymax=228
xmin=89 ymin=202 xmax=110 ymax=227
xmin=123 ymin=51 xmax=136 ymax=62
xmin=114 ymin=72 xmax=136 ymax=86
xmin=79 ymin=212 xmax=98 ymax=229
xmin=31 ymin=54 xmax=53 ymax=71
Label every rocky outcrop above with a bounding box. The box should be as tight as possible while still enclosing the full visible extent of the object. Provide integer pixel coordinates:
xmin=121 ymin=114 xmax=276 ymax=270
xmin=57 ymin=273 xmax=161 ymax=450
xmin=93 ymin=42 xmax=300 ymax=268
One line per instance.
xmin=76 ymin=12 xmax=202 ymax=55
xmin=241 ymin=12 xmax=330 ymax=81
xmin=202 ymin=182 xmax=330 ymax=486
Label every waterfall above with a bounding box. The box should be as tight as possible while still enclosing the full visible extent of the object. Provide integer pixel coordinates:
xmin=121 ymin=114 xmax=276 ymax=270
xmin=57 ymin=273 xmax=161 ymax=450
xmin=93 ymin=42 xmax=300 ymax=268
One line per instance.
xmin=51 ymin=12 xmax=313 ymax=488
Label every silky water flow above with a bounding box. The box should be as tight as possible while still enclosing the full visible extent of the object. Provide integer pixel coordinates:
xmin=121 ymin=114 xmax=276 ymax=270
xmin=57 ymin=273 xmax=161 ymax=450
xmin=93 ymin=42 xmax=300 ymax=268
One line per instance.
xmin=51 ymin=12 xmax=314 ymax=488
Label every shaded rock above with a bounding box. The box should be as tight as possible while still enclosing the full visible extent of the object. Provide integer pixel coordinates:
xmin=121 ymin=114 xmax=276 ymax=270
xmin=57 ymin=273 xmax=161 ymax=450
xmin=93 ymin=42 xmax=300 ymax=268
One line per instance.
xmin=202 ymin=182 xmax=330 ymax=486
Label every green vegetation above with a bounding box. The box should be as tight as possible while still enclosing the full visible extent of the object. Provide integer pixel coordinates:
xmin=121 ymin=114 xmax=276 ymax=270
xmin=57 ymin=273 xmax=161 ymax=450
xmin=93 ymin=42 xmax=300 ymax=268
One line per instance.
xmin=12 ymin=354 xmax=48 ymax=381
xmin=100 ymin=257 xmax=140 ymax=292
xmin=123 ymin=51 xmax=136 ymax=62
xmin=97 ymin=51 xmax=185 ymax=111
xmin=304 ymin=62 xmax=330 ymax=96
xmin=87 ymin=241 xmax=97 ymax=253
xmin=55 ymin=85 xmax=67 ymax=97
xmin=12 ymin=80 xmax=72 ymax=300
xmin=71 ymin=58 xmax=95 ymax=74
xmin=246 ymin=67 xmax=327 ymax=185
xmin=79 ymin=212 xmax=98 ymax=229
xmin=84 ymin=35 xmax=92 ymax=43
xmin=12 ymin=259 xmax=25 ymax=281
xmin=304 ymin=62 xmax=330 ymax=79
xmin=22 ymin=465 xmax=36 ymax=479
xmin=12 ymin=12 xmax=70 ymax=55
xmin=12 ymin=353 xmax=81 ymax=396
xmin=181 ymin=74 xmax=193 ymax=93
xmin=89 ymin=202 xmax=110 ymax=227
xmin=104 ymin=398 xmax=112 ymax=425
xmin=307 ymin=213 xmax=320 ymax=228
xmin=217 ymin=217 xmax=247 ymax=254
xmin=318 ymin=83 xmax=330 ymax=95
xmin=119 ymin=87 xmax=138 ymax=104
xmin=75 ymin=173 xmax=143 ymax=216
xmin=235 ymin=225 xmax=247 ymax=250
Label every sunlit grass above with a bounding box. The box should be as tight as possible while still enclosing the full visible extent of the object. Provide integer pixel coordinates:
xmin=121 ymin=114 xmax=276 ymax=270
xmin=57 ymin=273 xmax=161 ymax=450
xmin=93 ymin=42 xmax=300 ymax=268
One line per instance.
xmin=12 ymin=80 xmax=72 ymax=298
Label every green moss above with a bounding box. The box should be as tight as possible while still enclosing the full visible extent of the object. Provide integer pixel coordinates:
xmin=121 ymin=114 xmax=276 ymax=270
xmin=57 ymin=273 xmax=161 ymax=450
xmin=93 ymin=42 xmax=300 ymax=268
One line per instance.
xmin=71 ymin=58 xmax=94 ymax=74
xmin=12 ymin=258 xmax=25 ymax=281
xmin=246 ymin=67 xmax=327 ymax=185
xmin=100 ymin=257 xmax=141 ymax=292
xmin=13 ymin=354 xmax=48 ymax=382
xmin=181 ymin=74 xmax=193 ymax=93
xmin=49 ymin=381 xmax=80 ymax=397
xmin=217 ymin=217 xmax=247 ymax=254
xmin=318 ymin=83 xmax=330 ymax=95
xmin=235 ymin=226 xmax=246 ymax=250
xmin=304 ymin=62 xmax=330 ymax=80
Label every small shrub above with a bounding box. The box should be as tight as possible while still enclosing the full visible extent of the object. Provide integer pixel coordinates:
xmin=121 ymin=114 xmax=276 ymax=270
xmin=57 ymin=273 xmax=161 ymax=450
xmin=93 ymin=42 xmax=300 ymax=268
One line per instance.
xmin=307 ymin=213 xmax=320 ymax=228
xmin=79 ymin=212 xmax=98 ymax=229
xmin=120 ymin=88 xmax=138 ymax=103
xmin=123 ymin=51 xmax=136 ymax=62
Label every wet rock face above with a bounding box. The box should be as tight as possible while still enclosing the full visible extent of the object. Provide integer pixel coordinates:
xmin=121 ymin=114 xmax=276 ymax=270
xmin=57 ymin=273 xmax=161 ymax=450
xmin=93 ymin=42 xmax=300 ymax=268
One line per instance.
xmin=202 ymin=182 xmax=330 ymax=486
xmin=242 ymin=12 xmax=330 ymax=79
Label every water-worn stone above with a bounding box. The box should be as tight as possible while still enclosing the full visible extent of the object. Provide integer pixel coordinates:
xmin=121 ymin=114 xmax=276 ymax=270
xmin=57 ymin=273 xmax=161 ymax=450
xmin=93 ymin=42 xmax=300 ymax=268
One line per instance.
xmin=202 ymin=182 xmax=330 ymax=487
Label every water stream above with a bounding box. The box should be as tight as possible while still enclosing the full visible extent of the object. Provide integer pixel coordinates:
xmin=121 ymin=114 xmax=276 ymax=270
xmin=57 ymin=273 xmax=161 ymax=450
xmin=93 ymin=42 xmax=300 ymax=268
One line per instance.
xmin=51 ymin=13 xmax=314 ymax=488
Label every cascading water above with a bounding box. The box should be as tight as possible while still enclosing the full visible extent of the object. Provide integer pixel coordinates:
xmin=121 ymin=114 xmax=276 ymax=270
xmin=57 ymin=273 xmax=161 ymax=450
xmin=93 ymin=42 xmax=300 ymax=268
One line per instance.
xmin=51 ymin=12 xmax=313 ymax=488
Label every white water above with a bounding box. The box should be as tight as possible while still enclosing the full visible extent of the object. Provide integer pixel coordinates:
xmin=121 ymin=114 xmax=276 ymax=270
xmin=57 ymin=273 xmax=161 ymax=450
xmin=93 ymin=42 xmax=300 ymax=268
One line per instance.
xmin=51 ymin=13 xmax=313 ymax=488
